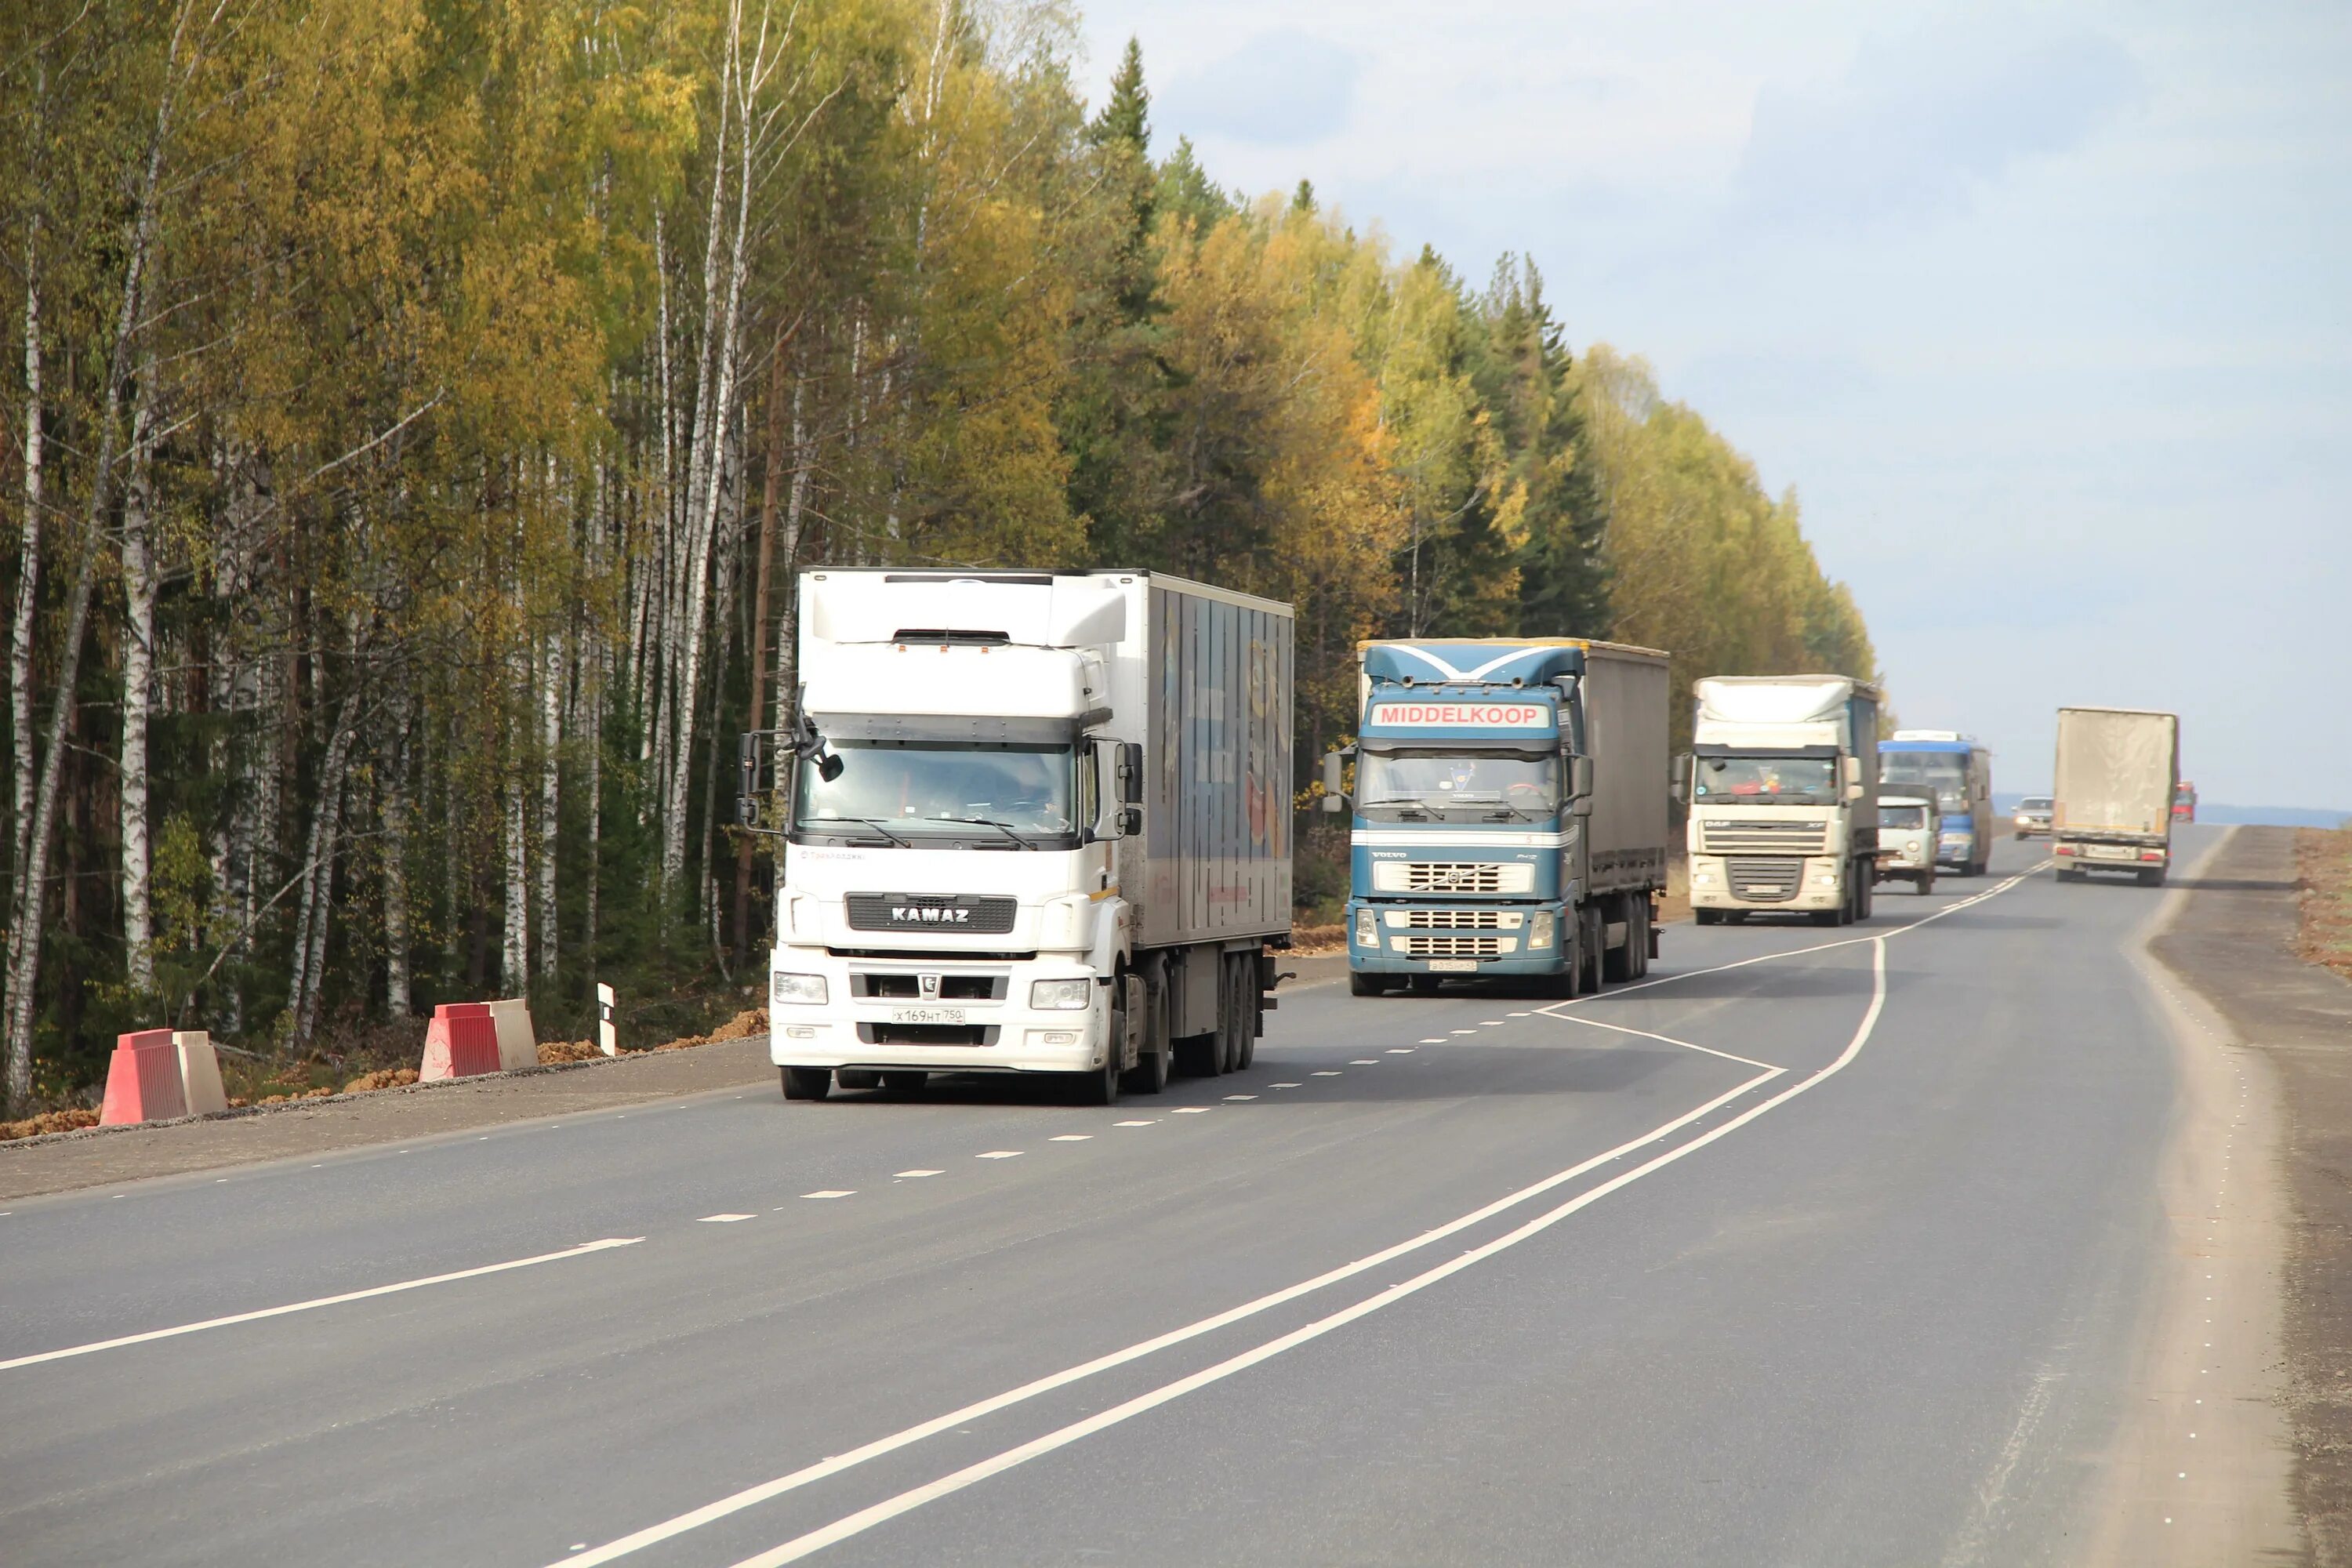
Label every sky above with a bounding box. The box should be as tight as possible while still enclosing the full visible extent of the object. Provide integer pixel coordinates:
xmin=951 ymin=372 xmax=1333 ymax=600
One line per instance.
xmin=1071 ymin=1 xmax=2352 ymax=810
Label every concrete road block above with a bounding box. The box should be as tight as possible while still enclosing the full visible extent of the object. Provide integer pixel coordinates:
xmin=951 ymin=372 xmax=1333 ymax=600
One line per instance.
xmin=175 ymin=1032 xmax=227 ymax=1116
xmin=100 ymin=1030 xmax=187 ymax=1124
xmin=488 ymin=998 xmax=536 ymax=1071
xmin=419 ymin=1003 xmax=501 ymax=1081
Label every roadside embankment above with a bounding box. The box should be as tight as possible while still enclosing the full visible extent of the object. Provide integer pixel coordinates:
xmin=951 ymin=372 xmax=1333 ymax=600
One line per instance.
xmin=2150 ymin=825 xmax=2352 ymax=1565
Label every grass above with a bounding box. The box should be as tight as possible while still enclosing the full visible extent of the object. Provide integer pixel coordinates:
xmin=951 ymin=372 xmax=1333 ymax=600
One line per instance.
xmin=2296 ymin=826 xmax=2352 ymax=982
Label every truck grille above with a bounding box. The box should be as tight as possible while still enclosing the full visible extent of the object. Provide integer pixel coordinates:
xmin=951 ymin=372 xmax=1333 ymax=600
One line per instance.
xmin=1391 ymin=909 xmax=1522 ymax=930
xmin=1372 ymin=862 xmax=1534 ymax=895
xmin=1396 ymin=935 xmax=1515 ymax=959
xmin=845 ymin=894 xmax=1018 ymax=934
xmin=1724 ymin=858 xmax=1802 ymax=902
xmin=850 ymin=973 xmax=1007 ymax=1000
xmin=1703 ymin=821 xmax=1828 ymax=856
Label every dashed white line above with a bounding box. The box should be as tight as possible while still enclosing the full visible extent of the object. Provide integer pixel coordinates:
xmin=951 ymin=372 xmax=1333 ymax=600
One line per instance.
xmin=1224 ymin=1094 xmax=1258 ymax=1102
xmin=1388 ymin=1048 xmax=1415 ymax=1054
xmin=895 ymin=1170 xmax=943 ymax=1179
xmin=700 ymin=1214 xmax=757 ymax=1223
xmin=1270 ymin=1083 xmax=1301 ymax=1089
xmin=1311 ymin=1071 xmax=1341 ymax=1077
xmin=975 ymin=1150 xmax=1023 ymax=1160
xmin=801 ymin=1191 xmax=855 ymax=1200
xmin=1418 ymin=1037 xmax=1446 ymax=1044
xmin=1048 ymin=1134 xmax=1091 ymax=1143
xmin=1350 ymin=1059 xmax=1378 ymax=1065
xmin=1171 ymin=1107 xmax=1209 ymax=1114
xmin=1113 ymin=1120 xmax=1157 ymax=1127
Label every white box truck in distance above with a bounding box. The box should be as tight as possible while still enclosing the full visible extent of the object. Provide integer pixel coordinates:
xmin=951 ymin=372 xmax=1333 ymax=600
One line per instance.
xmin=1683 ymin=675 xmax=1882 ymax=926
xmin=2051 ymin=706 xmax=2178 ymax=886
xmin=761 ymin=570 xmax=1293 ymax=1104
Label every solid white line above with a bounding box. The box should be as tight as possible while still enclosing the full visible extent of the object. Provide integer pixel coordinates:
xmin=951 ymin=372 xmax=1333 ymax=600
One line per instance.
xmin=1542 ymin=1011 xmax=1783 ymax=1071
xmin=728 ymin=942 xmax=1893 ymax=1567
xmin=555 ymin=1070 xmax=1780 ymax=1568
xmin=0 ymin=1238 xmax=644 ymax=1373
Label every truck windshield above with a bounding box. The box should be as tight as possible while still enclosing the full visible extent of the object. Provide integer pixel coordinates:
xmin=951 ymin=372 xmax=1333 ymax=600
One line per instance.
xmin=1880 ymin=804 xmax=1928 ymax=829
xmin=1880 ymin=752 xmax=1968 ymax=811
xmin=1693 ymin=755 xmax=1838 ymax=805
xmin=1358 ymin=750 xmax=1560 ymax=818
xmin=794 ymin=740 xmax=1076 ymax=843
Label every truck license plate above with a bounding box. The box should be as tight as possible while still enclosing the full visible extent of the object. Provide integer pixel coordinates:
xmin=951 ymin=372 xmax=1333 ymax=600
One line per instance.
xmin=2088 ymin=844 xmax=2132 ymax=860
xmin=1427 ymin=960 xmax=1478 ymax=973
xmin=890 ymin=1007 xmax=967 ymax=1025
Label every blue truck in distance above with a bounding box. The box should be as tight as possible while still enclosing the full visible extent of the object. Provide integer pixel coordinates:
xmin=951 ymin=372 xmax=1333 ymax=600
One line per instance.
xmin=1878 ymin=730 xmax=1994 ymax=876
xmin=1323 ymin=639 xmax=1671 ymax=998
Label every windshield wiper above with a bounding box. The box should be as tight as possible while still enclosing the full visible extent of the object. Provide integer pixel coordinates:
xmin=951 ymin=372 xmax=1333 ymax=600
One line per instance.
xmin=914 ymin=814 xmax=1036 ymax=849
xmin=804 ymin=815 xmax=912 ymax=848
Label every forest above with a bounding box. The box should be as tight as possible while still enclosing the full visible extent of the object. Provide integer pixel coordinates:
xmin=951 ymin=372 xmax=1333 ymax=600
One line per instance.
xmin=0 ymin=0 xmax=1877 ymax=1113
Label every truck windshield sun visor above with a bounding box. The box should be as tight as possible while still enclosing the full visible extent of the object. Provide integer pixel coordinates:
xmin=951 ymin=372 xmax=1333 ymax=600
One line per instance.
xmin=812 ymin=713 xmax=1085 ymax=746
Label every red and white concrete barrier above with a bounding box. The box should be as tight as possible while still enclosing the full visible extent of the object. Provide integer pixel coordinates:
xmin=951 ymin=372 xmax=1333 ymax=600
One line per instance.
xmin=99 ymin=1029 xmax=226 ymax=1124
xmin=419 ymin=1000 xmax=537 ymax=1081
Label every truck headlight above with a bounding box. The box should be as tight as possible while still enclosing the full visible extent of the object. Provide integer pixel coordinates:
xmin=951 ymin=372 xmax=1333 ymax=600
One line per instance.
xmin=771 ymin=972 xmax=826 ymax=1006
xmin=1529 ymin=910 xmax=1555 ymax=949
xmin=1355 ymin=908 xmax=1376 ymax=946
xmin=1029 ymin=978 xmax=1092 ymax=1011
xmin=1906 ymin=839 xmax=1921 ymax=854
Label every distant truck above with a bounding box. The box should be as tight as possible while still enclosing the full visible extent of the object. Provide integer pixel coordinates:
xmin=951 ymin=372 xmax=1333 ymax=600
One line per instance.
xmin=2173 ymin=780 xmax=2198 ymax=822
xmin=2051 ymin=706 xmax=2180 ymax=886
xmin=1879 ymin=730 xmax=1994 ymax=876
xmin=1326 ymin=639 xmax=1671 ymax=997
xmin=1683 ymin=675 xmax=1882 ymax=926
xmin=755 ymin=569 xmax=1293 ymax=1103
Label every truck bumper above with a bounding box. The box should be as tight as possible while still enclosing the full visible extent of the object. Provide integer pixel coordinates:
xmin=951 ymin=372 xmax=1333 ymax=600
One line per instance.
xmin=768 ymin=948 xmax=1112 ymax=1074
xmin=2053 ymin=840 xmax=2169 ymax=870
xmin=1345 ymin=898 xmax=1570 ymax=976
xmin=1687 ymin=855 xmax=1845 ymax=911
xmin=1935 ymin=832 xmax=1975 ymax=869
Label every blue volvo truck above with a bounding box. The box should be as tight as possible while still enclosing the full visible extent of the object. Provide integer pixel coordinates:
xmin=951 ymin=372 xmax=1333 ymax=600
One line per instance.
xmin=1878 ymin=730 xmax=1993 ymax=876
xmin=1322 ymin=639 xmax=1672 ymax=997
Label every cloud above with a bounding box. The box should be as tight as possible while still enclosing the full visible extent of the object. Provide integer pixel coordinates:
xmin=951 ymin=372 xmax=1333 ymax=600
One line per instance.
xmin=1156 ymin=29 xmax=1359 ymax=148
xmin=1733 ymin=20 xmax=2142 ymax=230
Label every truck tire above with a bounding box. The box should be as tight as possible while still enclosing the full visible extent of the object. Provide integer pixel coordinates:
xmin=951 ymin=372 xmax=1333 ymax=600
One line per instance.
xmin=1855 ymin=874 xmax=1873 ymax=922
xmin=1811 ymin=906 xmax=1842 ymax=927
xmin=2139 ymin=867 xmax=2166 ymax=888
xmin=1349 ymin=971 xmax=1393 ymax=997
xmin=1123 ymin=973 xmax=1172 ymax=1094
xmin=781 ymin=1066 xmax=830 ymax=1102
xmin=881 ymin=1071 xmax=927 ymax=1094
xmin=1219 ymin=954 xmax=1251 ymax=1073
xmin=1630 ymin=899 xmax=1653 ymax=978
xmin=1602 ymin=897 xmax=1636 ymax=984
xmin=1918 ymin=869 xmax=1935 ymax=895
xmin=1581 ymin=907 xmax=1607 ymax=993
xmin=1695 ymin=907 xmax=1719 ymax=927
xmin=1075 ymin=1040 xmax=1121 ymax=1105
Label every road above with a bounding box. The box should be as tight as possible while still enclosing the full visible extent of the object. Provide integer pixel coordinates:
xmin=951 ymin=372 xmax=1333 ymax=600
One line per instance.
xmin=0 ymin=829 xmax=2239 ymax=1565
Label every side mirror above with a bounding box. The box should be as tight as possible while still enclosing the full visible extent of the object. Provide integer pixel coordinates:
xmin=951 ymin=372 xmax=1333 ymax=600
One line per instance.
xmin=1120 ymin=805 xmax=1142 ymax=837
xmin=818 ymin=752 xmax=844 ymax=784
xmin=1119 ymin=741 xmax=1144 ymax=805
xmin=1842 ymin=756 xmax=1862 ymax=788
xmin=1671 ymin=754 xmax=1691 ymax=806
xmin=1569 ymin=755 xmax=1595 ymax=802
xmin=1320 ymin=747 xmax=1354 ymax=811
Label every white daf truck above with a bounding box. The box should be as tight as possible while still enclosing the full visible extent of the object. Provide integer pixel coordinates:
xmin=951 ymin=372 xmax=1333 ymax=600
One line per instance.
xmin=752 ymin=569 xmax=1294 ymax=1103
xmin=1683 ymin=674 xmax=1882 ymax=926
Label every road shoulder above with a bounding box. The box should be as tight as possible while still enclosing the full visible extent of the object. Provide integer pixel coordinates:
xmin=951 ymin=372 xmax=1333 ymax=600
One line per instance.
xmin=2136 ymin=824 xmax=2350 ymax=1564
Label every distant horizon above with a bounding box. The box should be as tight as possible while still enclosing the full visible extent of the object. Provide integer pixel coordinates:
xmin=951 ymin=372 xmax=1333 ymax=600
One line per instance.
xmin=1991 ymin=793 xmax=2346 ymax=829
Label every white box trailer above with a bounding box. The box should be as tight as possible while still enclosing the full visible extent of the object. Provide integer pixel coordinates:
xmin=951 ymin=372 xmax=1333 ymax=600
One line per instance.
xmin=2052 ymin=706 xmax=2178 ymax=885
xmin=764 ymin=568 xmax=1293 ymax=1102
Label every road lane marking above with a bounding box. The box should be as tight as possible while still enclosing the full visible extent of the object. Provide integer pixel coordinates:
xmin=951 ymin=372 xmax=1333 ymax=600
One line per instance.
xmin=557 ymin=1069 xmax=1781 ymax=1568
xmin=1388 ymin=1048 xmax=1414 ymax=1054
xmin=1172 ymin=1107 xmax=1208 ymax=1114
xmin=975 ymin=1151 xmax=1022 ymax=1160
xmin=1311 ymin=1071 xmax=1341 ymax=1077
xmin=1224 ymin=1094 xmax=1258 ymax=1102
xmin=1047 ymin=1135 xmax=1091 ymax=1142
xmin=724 ymin=942 xmax=1893 ymax=1567
xmin=1541 ymin=1013 xmax=1782 ymax=1071
xmin=0 ymin=1238 xmax=645 ymax=1373
xmin=895 ymin=1171 xmax=942 ymax=1178
xmin=701 ymin=1214 xmax=757 ymax=1223
xmin=801 ymin=1192 xmax=855 ymax=1200
xmin=1350 ymin=1059 xmax=1378 ymax=1065
xmin=1418 ymin=1038 xmax=1445 ymax=1044
xmin=1114 ymin=1120 xmax=1157 ymax=1127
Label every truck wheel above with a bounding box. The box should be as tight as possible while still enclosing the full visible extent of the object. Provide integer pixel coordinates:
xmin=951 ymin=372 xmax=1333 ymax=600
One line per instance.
xmin=1122 ymin=978 xmax=1172 ymax=1094
xmin=1219 ymin=955 xmax=1251 ymax=1073
xmin=1349 ymin=971 xmax=1392 ymax=997
xmin=1076 ymin=1042 xmax=1121 ymax=1105
xmin=781 ymin=1067 xmax=830 ymax=1102
xmin=1695 ymin=908 xmax=1721 ymax=927
xmin=1581 ymin=909 xmax=1607 ymax=993
xmin=1918 ymin=870 xmax=1935 ymax=895
xmin=1630 ymin=900 xmax=1653 ymax=978
xmin=1856 ymin=875 xmax=1873 ymax=922
xmin=2139 ymin=868 xmax=2166 ymax=887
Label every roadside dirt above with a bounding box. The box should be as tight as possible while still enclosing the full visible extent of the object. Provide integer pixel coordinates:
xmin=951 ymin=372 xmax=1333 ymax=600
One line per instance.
xmin=2150 ymin=826 xmax=2352 ymax=1566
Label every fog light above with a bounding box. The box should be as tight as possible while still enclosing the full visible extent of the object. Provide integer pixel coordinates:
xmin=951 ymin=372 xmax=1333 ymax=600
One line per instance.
xmin=1693 ymin=870 xmax=1715 ymax=885
xmin=1030 ymin=978 xmax=1091 ymax=1010
xmin=1039 ymin=1030 xmax=1077 ymax=1046
xmin=1815 ymin=873 xmax=1838 ymax=885
xmin=1530 ymin=910 xmax=1555 ymax=949
xmin=1355 ymin=908 xmax=1376 ymax=946
xmin=783 ymin=1025 xmax=816 ymax=1040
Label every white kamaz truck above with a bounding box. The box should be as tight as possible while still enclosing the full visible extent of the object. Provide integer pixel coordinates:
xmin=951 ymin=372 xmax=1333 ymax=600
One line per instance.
xmin=752 ymin=570 xmax=1294 ymax=1103
xmin=1683 ymin=674 xmax=1882 ymax=927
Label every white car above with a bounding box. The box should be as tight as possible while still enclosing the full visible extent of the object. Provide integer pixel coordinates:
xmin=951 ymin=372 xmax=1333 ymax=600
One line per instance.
xmin=2013 ymin=795 xmax=2054 ymax=839
xmin=1875 ymin=795 xmax=1939 ymax=893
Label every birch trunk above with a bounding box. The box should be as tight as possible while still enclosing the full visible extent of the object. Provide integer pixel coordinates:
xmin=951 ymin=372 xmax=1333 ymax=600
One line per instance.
xmin=733 ymin=354 xmax=789 ymax=962
xmin=380 ymin=680 xmax=412 ymax=1019
xmin=118 ymin=349 xmax=162 ymax=994
xmin=292 ymin=710 xmax=354 ymax=1047
xmin=503 ymin=642 xmax=529 ymax=996
xmin=536 ymin=626 xmax=561 ymax=979
xmin=10 ymin=208 xmax=42 ymax=901
xmin=4 ymin=20 xmax=180 ymax=1107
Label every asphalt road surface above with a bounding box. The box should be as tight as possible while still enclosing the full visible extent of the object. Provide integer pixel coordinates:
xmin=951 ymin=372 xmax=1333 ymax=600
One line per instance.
xmin=1 ymin=831 xmax=2223 ymax=1566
